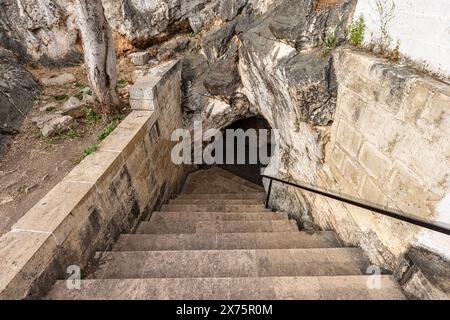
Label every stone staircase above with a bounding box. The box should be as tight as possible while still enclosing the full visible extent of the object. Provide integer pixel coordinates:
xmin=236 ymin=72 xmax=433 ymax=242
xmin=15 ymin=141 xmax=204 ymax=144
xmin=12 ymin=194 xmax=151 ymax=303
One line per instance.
xmin=47 ymin=167 xmax=405 ymax=300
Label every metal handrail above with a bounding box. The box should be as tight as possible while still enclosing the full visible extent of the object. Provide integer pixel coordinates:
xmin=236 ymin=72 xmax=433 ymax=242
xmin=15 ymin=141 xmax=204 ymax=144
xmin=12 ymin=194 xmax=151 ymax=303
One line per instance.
xmin=262 ymin=174 xmax=450 ymax=236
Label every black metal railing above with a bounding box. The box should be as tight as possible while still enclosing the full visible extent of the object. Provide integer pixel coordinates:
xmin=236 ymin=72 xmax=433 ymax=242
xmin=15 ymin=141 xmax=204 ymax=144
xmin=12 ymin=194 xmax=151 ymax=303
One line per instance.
xmin=262 ymin=175 xmax=450 ymax=236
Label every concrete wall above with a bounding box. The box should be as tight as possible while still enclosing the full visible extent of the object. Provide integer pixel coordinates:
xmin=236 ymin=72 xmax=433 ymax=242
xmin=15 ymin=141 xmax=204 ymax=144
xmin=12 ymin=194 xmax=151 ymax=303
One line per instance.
xmin=0 ymin=60 xmax=187 ymax=299
xmin=354 ymin=0 xmax=450 ymax=77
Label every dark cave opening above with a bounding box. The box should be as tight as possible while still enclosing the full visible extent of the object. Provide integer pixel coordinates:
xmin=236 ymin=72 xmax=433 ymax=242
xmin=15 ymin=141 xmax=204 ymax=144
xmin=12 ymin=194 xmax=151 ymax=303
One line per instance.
xmin=219 ymin=116 xmax=274 ymax=186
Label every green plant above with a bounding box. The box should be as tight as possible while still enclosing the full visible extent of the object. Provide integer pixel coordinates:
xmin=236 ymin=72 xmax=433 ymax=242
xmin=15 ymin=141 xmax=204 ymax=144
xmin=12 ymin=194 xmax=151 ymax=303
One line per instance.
xmin=83 ymin=107 xmax=101 ymax=124
xmin=348 ymin=15 xmax=366 ymax=47
xmin=117 ymin=79 xmax=127 ymax=87
xmin=64 ymin=129 xmax=79 ymax=139
xmin=322 ymin=29 xmax=337 ymax=56
xmin=54 ymin=94 xmax=68 ymax=101
xmin=73 ymin=91 xmax=84 ymax=100
xmin=97 ymin=115 xmax=124 ymax=141
xmin=44 ymin=137 xmax=57 ymax=145
xmin=75 ymin=81 xmax=87 ymax=89
xmin=77 ymin=144 xmax=98 ymax=163
xmin=45 ymin=106 xmax=56 ymax=112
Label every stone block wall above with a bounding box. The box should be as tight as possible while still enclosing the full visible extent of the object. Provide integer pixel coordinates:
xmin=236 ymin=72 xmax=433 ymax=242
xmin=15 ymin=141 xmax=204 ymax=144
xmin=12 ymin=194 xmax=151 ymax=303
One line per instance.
xmin=0 ymin=60 xmax=186 ymax=299
xmin=301 ymin=47 xmax=449 ymax=298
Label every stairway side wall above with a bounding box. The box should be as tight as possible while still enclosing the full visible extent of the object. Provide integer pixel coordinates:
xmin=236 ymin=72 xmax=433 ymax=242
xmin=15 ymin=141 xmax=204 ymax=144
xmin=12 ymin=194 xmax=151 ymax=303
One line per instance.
xmin=0 ymin=61 xmax=187 ymax=299
xmin=309 ymin=48 xmax=450 ymax=299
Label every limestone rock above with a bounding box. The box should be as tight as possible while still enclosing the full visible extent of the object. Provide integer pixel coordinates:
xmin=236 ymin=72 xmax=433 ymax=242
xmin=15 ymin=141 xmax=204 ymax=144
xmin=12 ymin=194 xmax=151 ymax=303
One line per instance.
xmin=182 ymin=55 xmax=211 ymax=114
xmin=202 ymin=21 xmax=237 ymax=62
xmin=0 ymin=48 xmax=40 ymax=151
xmin=32 ymin=114 xmax=60 ymax=129
xmin=0 ymin=195 xmax=14 ymax=206
xmin=0 ymin=0 xmax=255 ymax=66
xmin=129 ymin=52 xmax=150 ymax=66
xmin=40 ymin=73 xmax=76 ymax=87
xmin=39 ymin=102 xmax=59 ymax=112
xmin=203 ymin=44 xmax=241 ymax=98
xmin=62 ymin=94 xmax=94 ymax=118
xmin=157 ymin=37 xmax=190 ymax=61
xmin=0 ymin=0 xmax=81 ymax=66
xmin=41 ymin=116 xmax=73 ymax=137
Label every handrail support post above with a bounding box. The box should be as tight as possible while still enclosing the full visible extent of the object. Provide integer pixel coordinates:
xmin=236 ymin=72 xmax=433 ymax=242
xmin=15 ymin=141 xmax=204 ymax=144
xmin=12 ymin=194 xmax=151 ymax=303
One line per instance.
xmin=265 ymin=179 xmax=273 ymax=209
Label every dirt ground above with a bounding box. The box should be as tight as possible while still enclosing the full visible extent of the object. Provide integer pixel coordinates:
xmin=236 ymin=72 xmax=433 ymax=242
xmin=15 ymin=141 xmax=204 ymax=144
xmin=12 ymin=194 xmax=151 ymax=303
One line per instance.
xmin=0 ymin=62 xmax=135 ymax=237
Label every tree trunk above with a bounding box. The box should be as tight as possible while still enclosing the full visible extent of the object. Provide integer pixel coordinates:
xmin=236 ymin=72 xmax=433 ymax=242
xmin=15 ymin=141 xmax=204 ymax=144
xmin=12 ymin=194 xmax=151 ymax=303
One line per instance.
xmin=75 ymin=0 xmax=120 ymax=118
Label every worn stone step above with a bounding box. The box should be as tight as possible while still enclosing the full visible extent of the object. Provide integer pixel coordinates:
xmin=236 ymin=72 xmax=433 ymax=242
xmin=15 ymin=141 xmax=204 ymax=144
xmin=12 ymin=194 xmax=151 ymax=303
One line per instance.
xmin=162 ymin=204 xmax=269 ymax=212
xmin=170 ymin=198 xmax=264 ymax=205
xmin=113 ymin=231 xmax=342 ymax=251
xmin=182 ymin=171 xmax=263 ymax=194
xmin=89 ymin=248 xmax=371 ymax=279
xmin=136 ymin=219 xmax=299 ymax=234
xmin=151 ymin=212 xmax=288 ymax=223
xmin=177 ymin=193 xmax=266 ymax=200
xmin=47 ymin=276 xmax=406 ymax=300
xmin=212 ymin=167 xmax=265 ymax=192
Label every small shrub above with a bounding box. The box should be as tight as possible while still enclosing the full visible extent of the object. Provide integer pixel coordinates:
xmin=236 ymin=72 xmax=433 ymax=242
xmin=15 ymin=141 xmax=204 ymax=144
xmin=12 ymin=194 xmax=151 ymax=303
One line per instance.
xmin=97 ymin=122 xmax=117 ymax=141
xmin=54 ymin=94 xmax=68 ymax=101
xmin=348 ymin=16 xmax=366 ymax=47
xmin=78 ymin=144 xmax=98 ymax=163
xmin=73 ymin=91 xmax=84 ymax=100
xmin=45 ymin=106 xmax=56 ymax=112
xmin=117 ymin=79 xmax=127 ymax=88
xmin=97 ymin=115 xmax=124 ymax=141
xmin=83 ymin=107 xmax=101 ymax=124
xmin=64 ymin=129 xmax=79 ymax=139
xmin=75 ymin=81 xmax=87 ymax=89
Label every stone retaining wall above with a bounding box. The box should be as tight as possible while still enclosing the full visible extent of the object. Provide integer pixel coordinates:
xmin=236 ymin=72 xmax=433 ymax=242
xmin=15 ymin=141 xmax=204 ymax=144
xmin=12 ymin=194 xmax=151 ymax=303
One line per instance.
xmin=308 ymin=48 xmax=449 ymax=298
xmin=0 ymin=60 xmax=187 ymax=299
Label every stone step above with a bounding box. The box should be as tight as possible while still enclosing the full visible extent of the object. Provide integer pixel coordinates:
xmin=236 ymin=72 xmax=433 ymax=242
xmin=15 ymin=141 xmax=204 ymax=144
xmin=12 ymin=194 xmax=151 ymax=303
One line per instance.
xmin=151 ymin=212 xmax=288 ymax=223
xmin=182 ymin=171 xmax=263 ymax=194
xmin=89 ymin=248 xmax=371 ymax=279
xmin=161 ymin=204 xmax=269 ymax=212
xmin=177 ymin=193 xmax=266 ymax=200
xmin=136 ymin=219 xmax=299 ymax=234
xmin=47 ymin=276 xmax=406 ymax=300
xmin=212 ymin=167 xmax=265 ymax=192
xmin=113 ymin=231 xmax=342 ymax=251
xmin=170 ymin=199 xmax=264 ymax=205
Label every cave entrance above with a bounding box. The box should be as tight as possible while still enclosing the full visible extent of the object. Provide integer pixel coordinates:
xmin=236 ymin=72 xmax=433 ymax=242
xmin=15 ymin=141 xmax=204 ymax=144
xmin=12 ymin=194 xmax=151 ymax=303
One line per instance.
xmin=219 ymin=116 xmax=274 ymax=186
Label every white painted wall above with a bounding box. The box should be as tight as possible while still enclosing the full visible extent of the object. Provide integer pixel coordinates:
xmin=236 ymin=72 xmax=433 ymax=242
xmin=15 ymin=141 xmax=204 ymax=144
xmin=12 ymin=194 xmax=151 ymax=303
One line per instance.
xmin=354 ymin=0 xmax=450 ymax=77
xmin=415 ymin=193 xmax=450 ymax=261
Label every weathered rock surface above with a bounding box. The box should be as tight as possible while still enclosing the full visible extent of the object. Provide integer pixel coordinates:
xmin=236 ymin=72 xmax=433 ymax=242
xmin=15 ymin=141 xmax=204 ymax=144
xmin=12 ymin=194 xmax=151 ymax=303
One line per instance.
xmin=157 ymin=36 xmax=190 ymax=61
xmin=129 ymin=52 xmax=150 ymax=66
xmin=0 ymin=0 xmax=81 ymax=66
xmin=203 ymin=43 xmax=241 ymax=98
xmin=101 ymin=0 xmax=250 ymax=47
xmin=40 ymin=73 xmax=76 ymax=87
xmin=0 ymin=49 xmax=40 ymax=151
xmin=62 ymin=96 xmax=89 ymax=118
xmin=41 ymin=115 xmax=73 ymax=137
xmin=0 ymin=0 xmax=257 ymax=67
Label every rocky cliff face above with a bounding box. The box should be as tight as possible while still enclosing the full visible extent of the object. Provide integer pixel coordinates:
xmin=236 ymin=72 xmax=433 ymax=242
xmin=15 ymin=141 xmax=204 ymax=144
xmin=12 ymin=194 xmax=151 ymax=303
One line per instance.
xmin=0 ymin=0 xmax=81 ymax=66
xmin=0 ymin=0 xmax=259 ymax=66
xmin=0 ymin=49 xmax=40 ymax=151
